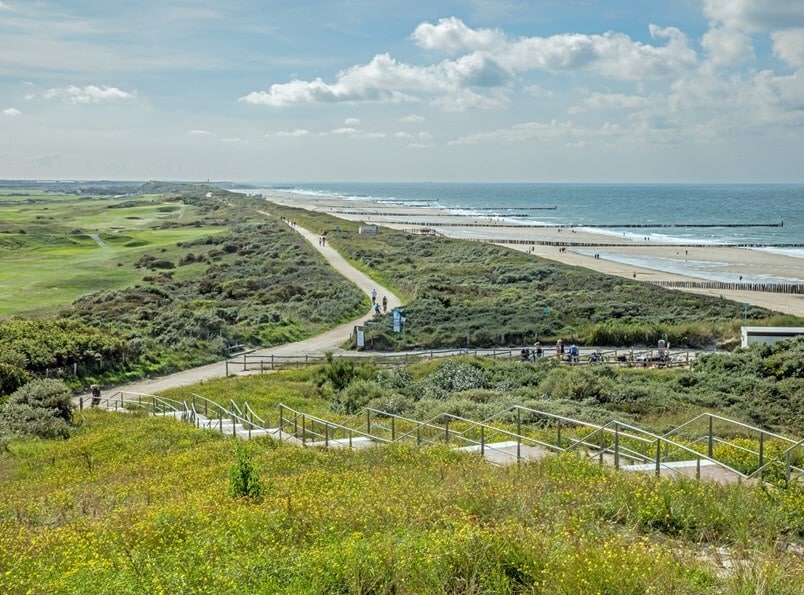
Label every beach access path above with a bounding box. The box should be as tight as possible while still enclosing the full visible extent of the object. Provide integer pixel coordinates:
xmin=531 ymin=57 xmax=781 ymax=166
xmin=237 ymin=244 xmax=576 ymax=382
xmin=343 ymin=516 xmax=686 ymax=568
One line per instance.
xmin=107 ymin=218 xmax=402 ymax=396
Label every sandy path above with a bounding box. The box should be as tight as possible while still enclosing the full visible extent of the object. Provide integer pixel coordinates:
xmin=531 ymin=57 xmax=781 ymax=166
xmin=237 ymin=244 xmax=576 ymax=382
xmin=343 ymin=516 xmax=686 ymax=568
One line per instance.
xmin=107 ymin=219 xmax=401 ymax=396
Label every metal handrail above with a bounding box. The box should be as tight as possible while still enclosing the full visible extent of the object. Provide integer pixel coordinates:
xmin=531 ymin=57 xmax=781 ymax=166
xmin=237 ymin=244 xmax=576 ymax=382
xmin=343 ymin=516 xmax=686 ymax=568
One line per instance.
xmin=278 ymin=404 xmax=393 ymax=446
xmin=665 ymin=412 xmax=800 ymax=446
xmin=744 ymin=437 xmax=804 ymax=482
xmin=564 ymin=419 xmax=749 ymax=479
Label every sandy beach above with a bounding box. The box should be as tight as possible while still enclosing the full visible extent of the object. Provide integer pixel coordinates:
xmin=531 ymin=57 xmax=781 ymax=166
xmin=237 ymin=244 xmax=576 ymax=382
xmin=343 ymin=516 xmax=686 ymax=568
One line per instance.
xmin=256 ymin=189 xmax=804 ymax=317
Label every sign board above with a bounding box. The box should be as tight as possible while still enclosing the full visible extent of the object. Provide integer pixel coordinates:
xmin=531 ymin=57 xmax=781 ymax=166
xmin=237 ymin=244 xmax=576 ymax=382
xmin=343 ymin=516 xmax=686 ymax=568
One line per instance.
xmin=393 ymin=309 xmax=401 ymax=333
xmin=356 ymin=327 xmax=365 ymax=347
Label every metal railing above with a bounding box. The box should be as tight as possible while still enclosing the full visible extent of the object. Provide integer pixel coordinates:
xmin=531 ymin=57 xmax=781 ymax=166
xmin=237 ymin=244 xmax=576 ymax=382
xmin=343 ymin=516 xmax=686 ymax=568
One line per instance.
xmin=225 ymin=347 xmax=701 ymax=375
xmin=85 ymin=392 xmax=801 ymax=485
xmin=663 ymin=412 xmax=804 ymax=484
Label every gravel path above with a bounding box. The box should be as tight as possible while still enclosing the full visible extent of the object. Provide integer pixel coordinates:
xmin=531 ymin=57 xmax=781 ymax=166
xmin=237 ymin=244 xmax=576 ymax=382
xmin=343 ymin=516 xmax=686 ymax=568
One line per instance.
xmin=103 ymin=220 xmax=402 ymax=397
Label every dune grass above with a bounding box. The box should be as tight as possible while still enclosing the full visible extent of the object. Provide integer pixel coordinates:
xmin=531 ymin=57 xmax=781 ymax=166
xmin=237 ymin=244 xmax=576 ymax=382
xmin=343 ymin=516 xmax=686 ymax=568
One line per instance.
xmin=0 ymin=408 xmax=801 ymax=594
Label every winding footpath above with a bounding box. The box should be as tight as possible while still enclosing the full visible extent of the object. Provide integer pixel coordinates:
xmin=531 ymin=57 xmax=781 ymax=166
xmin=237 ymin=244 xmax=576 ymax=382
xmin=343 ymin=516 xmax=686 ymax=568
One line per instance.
xmin=107 ymin=220 xmax=402 ymax=396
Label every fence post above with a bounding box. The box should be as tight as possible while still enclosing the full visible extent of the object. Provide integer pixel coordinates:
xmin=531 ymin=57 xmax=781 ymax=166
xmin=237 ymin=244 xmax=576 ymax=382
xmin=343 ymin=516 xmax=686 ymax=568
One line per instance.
xmin=243 ymin=353 xmax=247 ymax=372
xmin=556 ymin=420 xmax=561 ymax=449
xmin=614 ymin=423 xmax=620 ymax=470
xmin=366 ymin=410 xmax=371 ymax=436
xmin=481 ymin=425 xmax=485 ymax=458
xmin=708 ymin=415 xmax=714 ymax=458
xmin=417 ymin=425 xmax=421 ymax=445
xmin=391 ymin=417 xmax=396 ymax=442
xmin=302 ymin=415 xmax=306 ymax=445
xmin=785 ymin=452 xmax=791 ymax=487
xmin=517 ymin=408 xmax=522 ymax=461
xmin=445 ymin=420 xmax=450 ymax=444
xmin=599 ymin=430 xmax=605 ymax=465
xmin=655 ymin=439 xmax=661 ymax=477
xmin=225 ymin=360 xmax=229 ymax=377
xmin=758 ymin=432 xmax=764 ymax=480
xmin=325 ymin=423 xmax=329 ymax=448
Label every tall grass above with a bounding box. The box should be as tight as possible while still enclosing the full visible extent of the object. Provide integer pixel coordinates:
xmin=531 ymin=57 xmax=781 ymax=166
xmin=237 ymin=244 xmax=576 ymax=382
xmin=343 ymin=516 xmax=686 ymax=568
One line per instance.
xmin=0 ymin=412 xmax=800 ymax=593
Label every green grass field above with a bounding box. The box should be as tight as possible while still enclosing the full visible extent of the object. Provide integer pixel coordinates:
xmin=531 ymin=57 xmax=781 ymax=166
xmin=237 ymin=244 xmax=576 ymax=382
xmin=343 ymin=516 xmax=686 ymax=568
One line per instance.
xmin=0 ymin=191 xmax=228 ymax=317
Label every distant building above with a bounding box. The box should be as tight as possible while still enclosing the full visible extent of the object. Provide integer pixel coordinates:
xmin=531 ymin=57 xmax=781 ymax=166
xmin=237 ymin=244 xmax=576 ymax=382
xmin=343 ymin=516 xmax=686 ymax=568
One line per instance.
xmin=740 ymin=326 xmax=804 ymax=347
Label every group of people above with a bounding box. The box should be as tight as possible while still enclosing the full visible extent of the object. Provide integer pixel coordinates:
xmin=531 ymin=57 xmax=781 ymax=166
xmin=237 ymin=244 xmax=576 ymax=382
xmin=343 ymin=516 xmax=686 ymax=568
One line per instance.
xmin=371 ymin=289 xmax=388 ymax=315
xmin=520 ymin=339 xmax=581 ymax=363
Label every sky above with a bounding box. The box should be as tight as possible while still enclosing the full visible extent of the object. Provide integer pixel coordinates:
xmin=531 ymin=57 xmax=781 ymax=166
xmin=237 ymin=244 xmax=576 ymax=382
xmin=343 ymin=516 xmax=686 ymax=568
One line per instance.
xmin=1 ymin=0 xmax=803 ymax=183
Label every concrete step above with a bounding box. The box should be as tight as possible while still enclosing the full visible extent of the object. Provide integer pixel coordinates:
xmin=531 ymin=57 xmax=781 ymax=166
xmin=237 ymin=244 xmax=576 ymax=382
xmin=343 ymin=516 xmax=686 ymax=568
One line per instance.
xmin=455 ymin=440 xmax=554 ymax=465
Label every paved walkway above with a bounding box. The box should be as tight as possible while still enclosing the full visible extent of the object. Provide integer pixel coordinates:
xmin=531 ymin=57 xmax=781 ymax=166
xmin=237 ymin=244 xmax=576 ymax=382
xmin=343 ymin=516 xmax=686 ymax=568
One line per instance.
xmin=106 ymin=219 xmax=402 ymax=396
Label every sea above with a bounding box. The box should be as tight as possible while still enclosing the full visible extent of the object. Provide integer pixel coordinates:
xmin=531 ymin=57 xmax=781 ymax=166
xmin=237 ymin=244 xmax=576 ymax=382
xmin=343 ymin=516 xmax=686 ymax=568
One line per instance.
xmin=248 ymin=182 xmax=804 ymax=284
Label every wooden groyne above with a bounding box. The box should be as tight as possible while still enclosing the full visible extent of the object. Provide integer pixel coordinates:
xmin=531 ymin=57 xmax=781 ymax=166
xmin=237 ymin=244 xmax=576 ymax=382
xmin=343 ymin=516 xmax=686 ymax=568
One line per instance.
xmin=373 ymin=220 xmax=784 ymax=229
xmin=455 ymin=236 xmax=804 ymax=249
xmin=335 ymin=210 xmax=539 ymax=218
xmin=648 ymin=281 xmax=803 ymax=294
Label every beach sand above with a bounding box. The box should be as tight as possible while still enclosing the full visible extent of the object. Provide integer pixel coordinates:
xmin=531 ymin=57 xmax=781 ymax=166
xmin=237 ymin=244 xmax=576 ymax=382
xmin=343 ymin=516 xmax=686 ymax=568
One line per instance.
xmin=257 ymin=190 xmax=804 ymax=317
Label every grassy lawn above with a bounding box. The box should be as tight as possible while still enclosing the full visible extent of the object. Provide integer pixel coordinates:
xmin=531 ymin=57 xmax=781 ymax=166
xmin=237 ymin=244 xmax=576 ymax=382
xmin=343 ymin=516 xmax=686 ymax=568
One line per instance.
xmin=0 ymin=191 xmax=227 ymax=317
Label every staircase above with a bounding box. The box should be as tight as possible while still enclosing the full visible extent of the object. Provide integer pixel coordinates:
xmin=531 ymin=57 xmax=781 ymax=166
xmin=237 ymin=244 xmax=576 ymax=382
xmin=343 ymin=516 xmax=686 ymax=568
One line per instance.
xmin=80 ymin=392 xmax=804 ymax=487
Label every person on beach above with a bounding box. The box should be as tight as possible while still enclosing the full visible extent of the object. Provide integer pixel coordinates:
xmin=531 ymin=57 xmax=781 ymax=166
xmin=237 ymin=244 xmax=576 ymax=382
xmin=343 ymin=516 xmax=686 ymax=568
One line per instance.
xmin=382 ymin=295 xmax=388 ymax=312
xmin=371 ymin=289 xmax=377 ymax=305
xmin=90 ymin=384 xmax=101 ymax=407
xmin=555 ymin=340 xmax=563 ymax=361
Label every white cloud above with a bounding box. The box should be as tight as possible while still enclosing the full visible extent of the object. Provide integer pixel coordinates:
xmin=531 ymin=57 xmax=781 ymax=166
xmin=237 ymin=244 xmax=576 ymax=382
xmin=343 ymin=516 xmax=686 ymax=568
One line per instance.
xmin=3 ymin=107 xmax=21 ymax=116
xmin=241 ymin=18 xmax=698 ymax=112
xmin=411 ymin=16 xmax=505 ymax=53
xmin=772 ymin=28 xmax=804 ymax=67
xmin=344 ymin=117 xmax=360 ymax=125
xmin=569 ymin=92 xmax=649 ymax=114
xmin=400 ymin=114 xmax=425 ymax=122
xmin=188 ymin=129 xmax=211 ymax=135
xmin=502 ymin=24 xmax=697 ymax=80
xmin=330 ymin=126 xmax=386 ymax=139
xmin=43 ymin=85 xmax=135 ymax=104
xmin=701 ymin=26 xmax=753 ymax=66
xmin=0 ymin=1 xmax=10 ymax=10
xmin=703 ymin=0 xmax=804 ymax=32
xmin=394 ymin=131 xmax=413 ymax=138
xmin=271 ymin=129 xmax=310 ymax=137
xmin=24 ymin=93 xmax=35 ymax=100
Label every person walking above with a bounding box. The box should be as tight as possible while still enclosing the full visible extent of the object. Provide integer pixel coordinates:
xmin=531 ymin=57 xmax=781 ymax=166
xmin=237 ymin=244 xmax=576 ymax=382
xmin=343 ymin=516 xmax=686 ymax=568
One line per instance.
xmin=371 ymin=289 xmax=377 ymax=305
xmin=555 ymin=340 xmax=563 ymax=361
xmin=382 ymin=295 xmax=388 ymax=312
xmin=90 ymin=384 xmax=101 ymax=408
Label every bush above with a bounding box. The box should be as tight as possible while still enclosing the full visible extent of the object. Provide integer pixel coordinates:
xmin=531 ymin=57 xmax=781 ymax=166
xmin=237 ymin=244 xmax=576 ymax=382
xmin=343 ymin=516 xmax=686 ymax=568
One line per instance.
xmin=6 ymin=379 xmax=74 ymax=422
xmin=331 ymin=379 xmax=386 ymax=414
xmin=0 ymin=402 xmax=71 ymax=439
xmin=229 ymin=444 xmax=263 ymax=501
xmin=0 ymin=362 xmax=30 ymax=397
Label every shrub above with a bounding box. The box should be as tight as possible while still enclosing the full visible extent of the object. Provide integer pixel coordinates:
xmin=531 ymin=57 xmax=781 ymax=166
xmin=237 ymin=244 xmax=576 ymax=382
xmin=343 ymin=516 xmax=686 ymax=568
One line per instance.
xmin=0 ymin=362 xmax=30 ymax=397
xmin=5 ymin=379 xmax=74 ymax=422
xmin=331 ymin=379 xmax=385 ymax=414
xmin=228 ymin=444 xmax=263 ymax=501
xmin=0 ymin=402 xmax=71 ymax=439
